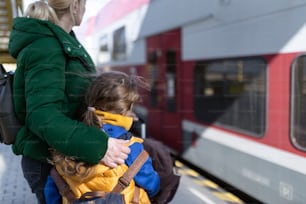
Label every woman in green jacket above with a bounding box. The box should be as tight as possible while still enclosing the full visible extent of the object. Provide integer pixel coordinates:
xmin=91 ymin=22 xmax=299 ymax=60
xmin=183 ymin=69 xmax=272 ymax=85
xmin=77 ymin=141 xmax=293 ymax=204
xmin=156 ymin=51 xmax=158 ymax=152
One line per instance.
xmin=8 ymin=1 xmax=130 ymax=203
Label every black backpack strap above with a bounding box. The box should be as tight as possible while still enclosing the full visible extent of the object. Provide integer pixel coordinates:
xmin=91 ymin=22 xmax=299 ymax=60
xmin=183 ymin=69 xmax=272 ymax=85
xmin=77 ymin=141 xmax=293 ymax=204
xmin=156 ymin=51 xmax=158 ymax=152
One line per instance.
xmin=0 ymin=64 xmax=7 ymax=79
xmin=0 ymin=63 xmax=21 ymax=144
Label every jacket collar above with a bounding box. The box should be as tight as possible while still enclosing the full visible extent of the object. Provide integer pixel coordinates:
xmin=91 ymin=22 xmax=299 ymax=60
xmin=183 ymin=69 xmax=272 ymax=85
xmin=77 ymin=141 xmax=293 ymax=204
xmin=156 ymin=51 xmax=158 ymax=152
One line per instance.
xmin=95 ymin=110 xmax=133 ymax=131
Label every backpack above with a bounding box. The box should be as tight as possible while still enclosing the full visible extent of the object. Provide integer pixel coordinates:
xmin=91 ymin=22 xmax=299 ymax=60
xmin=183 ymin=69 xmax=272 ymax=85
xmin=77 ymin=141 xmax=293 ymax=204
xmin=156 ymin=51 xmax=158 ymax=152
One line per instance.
xmin=143 ymin=138 xmax=181 ymax=204
xmin=0 ymin=64 xmax=22 ymax=144
xmin=49 ymin=150 xmax=150 ymax=204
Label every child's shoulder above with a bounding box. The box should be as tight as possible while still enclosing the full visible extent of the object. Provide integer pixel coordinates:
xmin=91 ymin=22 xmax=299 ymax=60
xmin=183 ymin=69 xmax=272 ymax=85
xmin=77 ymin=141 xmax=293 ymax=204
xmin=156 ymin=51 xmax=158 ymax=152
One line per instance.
xmin=128 ymin=136 xmax=143 ymax=146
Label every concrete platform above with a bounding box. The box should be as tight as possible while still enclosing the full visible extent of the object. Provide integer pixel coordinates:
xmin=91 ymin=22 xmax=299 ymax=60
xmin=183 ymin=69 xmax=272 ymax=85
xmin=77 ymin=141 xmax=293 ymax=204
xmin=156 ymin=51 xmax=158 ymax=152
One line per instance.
xmin=0 ymin=144 xmax=37 ymax=204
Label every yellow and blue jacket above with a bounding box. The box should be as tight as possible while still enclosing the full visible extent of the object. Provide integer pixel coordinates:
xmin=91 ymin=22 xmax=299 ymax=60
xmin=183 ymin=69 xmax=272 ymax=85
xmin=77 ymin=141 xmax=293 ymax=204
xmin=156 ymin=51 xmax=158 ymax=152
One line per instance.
xmin=56 ymin=112 xmax=160 ymax=204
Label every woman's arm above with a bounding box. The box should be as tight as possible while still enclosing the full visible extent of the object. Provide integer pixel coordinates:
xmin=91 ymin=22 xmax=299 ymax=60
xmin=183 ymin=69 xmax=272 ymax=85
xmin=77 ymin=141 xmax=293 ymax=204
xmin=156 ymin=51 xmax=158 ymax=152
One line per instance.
xmin=23 ymin=38 xmax=107 ymax=164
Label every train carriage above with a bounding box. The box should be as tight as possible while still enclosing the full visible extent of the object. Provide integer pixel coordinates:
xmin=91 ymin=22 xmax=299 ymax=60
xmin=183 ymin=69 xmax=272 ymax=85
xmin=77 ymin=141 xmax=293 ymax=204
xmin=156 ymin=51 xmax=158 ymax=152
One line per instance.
xmin=78 ymin=0 xmax=306 ymax=203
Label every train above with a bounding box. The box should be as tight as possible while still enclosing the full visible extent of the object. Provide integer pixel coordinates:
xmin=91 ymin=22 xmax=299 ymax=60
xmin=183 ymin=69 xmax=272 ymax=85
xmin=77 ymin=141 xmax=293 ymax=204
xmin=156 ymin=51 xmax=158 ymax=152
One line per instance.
xmin=76 ymin=0 xmax=306 ymax=203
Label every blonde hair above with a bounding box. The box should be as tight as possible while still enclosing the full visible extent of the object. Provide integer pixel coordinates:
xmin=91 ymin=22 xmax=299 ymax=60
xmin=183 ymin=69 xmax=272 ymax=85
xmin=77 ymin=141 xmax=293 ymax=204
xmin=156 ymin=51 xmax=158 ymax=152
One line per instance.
xmin=24 ymin=0 xmax=59 ymax=23
xmin=48 ymin=0 xmax=86 ymax=26
xmin=24 ymin=0 xmax=85 ymax=25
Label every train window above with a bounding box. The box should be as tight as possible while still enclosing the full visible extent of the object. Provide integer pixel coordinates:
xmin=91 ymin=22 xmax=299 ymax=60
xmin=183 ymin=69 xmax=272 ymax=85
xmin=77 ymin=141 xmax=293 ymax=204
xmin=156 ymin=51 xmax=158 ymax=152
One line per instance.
xmin=166 ymin=51 xmax=177 ymax=112
xmin=112 ymin=26 xmax=126 ymax=61
xmin=149 ymin=52 xmax=158 ymax=107
xmin=291 ymin=55 xmax=306 ymax=151
xmin=98 ymin=35 xmax=109 ymax=64
xmin=194 ymin=58 xmax=267 ymax=136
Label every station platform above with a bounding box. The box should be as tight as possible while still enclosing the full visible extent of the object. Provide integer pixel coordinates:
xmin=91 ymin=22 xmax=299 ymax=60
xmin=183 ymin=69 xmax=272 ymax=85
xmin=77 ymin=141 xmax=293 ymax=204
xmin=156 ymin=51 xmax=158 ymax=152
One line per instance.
xmin=0 ymin=142 xmax=237 ymax=204
xmin=0 ymin=144 xmax=37 ymax=204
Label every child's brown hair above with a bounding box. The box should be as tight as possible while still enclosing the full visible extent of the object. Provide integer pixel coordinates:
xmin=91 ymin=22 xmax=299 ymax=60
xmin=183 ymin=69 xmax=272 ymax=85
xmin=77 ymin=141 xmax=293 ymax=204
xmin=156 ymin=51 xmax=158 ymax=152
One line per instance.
xmin=83 ymin=71 xmax=148 ymax=128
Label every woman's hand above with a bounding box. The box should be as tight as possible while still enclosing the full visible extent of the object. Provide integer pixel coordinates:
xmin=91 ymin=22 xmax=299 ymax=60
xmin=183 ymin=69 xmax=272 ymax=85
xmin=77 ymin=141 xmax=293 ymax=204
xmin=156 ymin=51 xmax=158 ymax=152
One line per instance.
xmin=100 ymin=138 xmax=131 ymax=168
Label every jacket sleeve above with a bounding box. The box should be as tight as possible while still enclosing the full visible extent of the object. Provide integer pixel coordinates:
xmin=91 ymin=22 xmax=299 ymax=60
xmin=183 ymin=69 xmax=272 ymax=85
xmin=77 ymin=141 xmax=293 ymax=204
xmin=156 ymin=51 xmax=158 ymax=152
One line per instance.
xmin=126 ymin=142 xmax=160 ymax=197
xmin=22 ymin=38 xmax=108 ymax=165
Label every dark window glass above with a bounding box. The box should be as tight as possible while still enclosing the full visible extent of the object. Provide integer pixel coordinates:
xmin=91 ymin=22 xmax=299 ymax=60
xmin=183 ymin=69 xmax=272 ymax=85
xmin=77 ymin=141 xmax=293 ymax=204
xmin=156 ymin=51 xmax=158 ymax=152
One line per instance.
xmin=166 ymin=51 xmax=176 ymax=112
xmin=291 ymin=55 xmax=306 ymax=151
xmin=194 ymin=58 xmax=267 ymax=136
xmin=149 ymin=52 xmax=158 ymax=107
xmin=112 ymin=27 xmax=126 ymax=61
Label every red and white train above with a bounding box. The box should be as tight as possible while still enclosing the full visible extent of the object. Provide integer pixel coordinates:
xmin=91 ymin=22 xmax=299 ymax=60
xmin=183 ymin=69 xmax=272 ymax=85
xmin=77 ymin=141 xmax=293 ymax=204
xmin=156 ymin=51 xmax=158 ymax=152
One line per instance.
xmin=77 ymin=0 xmax=306 ymax=203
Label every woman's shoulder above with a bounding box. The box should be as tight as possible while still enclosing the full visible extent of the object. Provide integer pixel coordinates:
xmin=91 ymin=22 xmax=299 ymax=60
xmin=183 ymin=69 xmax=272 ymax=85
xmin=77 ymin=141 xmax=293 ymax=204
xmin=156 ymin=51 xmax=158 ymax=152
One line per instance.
xmin=20 ymin=37 xmax=64 ymax=62
xmin=29 ymin=36 xmax=61 ymax=48
xmin=9 ymin=18 xmax=62 ymax=58
xmin=13 ymin=17 xmax=77 ymax=48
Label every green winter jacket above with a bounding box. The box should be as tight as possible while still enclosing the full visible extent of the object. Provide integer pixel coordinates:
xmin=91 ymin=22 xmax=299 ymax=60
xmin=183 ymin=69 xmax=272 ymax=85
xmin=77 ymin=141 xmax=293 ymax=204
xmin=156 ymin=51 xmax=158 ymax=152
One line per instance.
xmin=8 ymin=17 xmax=108 ymax=164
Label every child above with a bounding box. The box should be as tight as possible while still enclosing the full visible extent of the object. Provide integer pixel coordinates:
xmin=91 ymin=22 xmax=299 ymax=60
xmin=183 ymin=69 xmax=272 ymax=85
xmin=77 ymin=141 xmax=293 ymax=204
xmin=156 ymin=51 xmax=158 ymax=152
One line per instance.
xmin=46 ymin=71 xmax=160 ymax=204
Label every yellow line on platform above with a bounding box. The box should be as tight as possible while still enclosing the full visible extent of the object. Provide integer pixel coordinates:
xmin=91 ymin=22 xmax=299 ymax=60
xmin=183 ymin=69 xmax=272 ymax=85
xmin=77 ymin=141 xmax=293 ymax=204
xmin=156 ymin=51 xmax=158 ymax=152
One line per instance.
xmin=175 ymin=160 xmax=245 ymax=204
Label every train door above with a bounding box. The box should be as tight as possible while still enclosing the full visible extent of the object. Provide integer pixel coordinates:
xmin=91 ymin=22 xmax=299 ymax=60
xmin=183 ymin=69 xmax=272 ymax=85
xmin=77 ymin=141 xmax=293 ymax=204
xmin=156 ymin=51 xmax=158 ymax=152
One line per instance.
xmin=146 ymin=29 xmax=182 ymax=151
